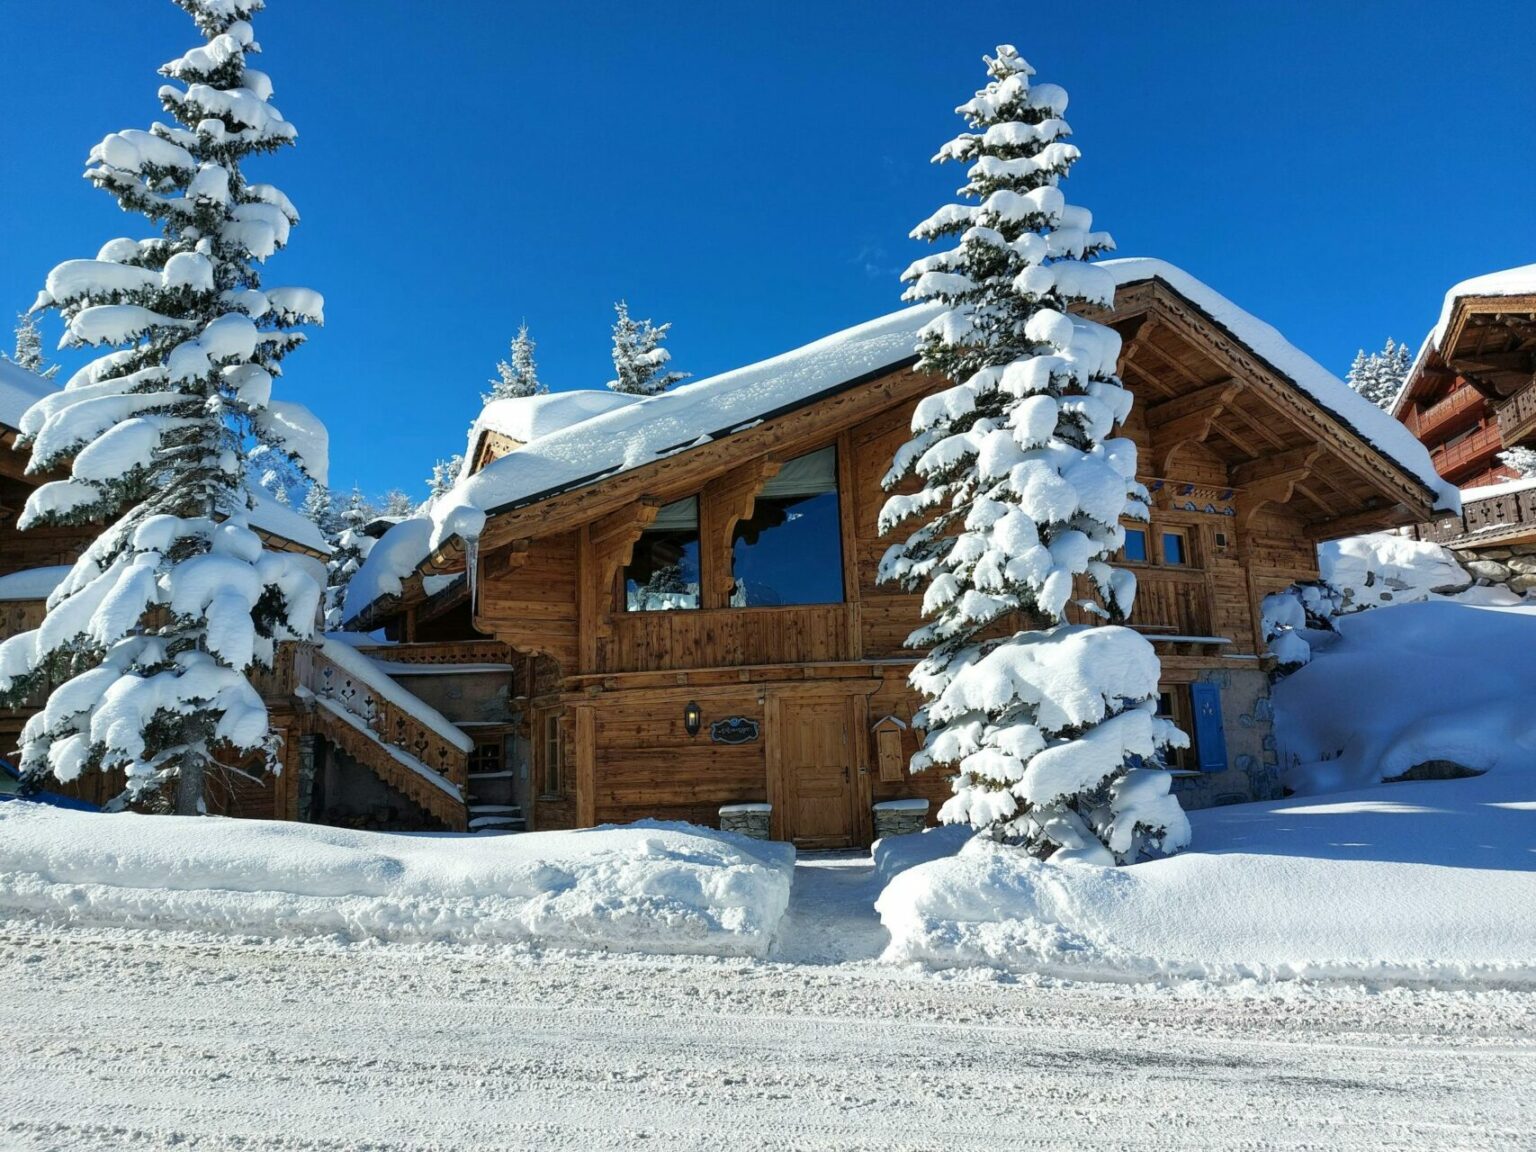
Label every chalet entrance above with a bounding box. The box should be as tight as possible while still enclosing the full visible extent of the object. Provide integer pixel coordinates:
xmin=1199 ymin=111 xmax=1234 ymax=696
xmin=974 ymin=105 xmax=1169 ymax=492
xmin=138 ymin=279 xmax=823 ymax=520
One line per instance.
xmin=769 ymin=693 xmax=861 ymax=849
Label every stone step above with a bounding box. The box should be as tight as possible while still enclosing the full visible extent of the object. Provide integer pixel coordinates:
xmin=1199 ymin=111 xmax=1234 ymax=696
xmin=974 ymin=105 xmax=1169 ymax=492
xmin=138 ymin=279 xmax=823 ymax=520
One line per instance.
xmin=469 ymin=814 xmax=526 ymax=831
xmin=468 ymin=804 xmax=521 ymax=815
xmin=468 ymin=770 xmax=515 ymax=780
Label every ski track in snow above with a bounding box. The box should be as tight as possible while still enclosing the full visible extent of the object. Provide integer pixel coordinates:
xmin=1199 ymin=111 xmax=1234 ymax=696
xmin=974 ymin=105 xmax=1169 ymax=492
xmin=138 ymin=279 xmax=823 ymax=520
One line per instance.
xmin=1 ymin=856 xmax=1532 ymax=1151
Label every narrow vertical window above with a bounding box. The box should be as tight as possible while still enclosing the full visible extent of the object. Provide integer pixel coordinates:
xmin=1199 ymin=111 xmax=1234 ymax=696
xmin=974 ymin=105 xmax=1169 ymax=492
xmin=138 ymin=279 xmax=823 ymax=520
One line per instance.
xmin=1122 ymin=527 xmax=1148 ymax=563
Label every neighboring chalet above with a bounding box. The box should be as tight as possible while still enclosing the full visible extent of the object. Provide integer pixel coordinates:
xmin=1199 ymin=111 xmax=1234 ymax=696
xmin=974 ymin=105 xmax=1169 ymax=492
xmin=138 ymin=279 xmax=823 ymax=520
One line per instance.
xmin=1393 ymin=263 xmax=1536 ymax=559
xmin=0 ymin=358 xmax=481 ymax=830
xmin=343 ymin=259 xmax=1456 ymax=848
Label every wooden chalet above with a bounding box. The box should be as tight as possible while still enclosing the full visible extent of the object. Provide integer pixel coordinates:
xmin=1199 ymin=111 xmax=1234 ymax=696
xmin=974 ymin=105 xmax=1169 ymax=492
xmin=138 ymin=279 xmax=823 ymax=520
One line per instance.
xmin=1393 ymin=264 xmax=1536 ymax=551
xmin=344 ymin=258 xmax=1454 ymax=849
xmin=0 ymin=359 xmax=482 ymax=831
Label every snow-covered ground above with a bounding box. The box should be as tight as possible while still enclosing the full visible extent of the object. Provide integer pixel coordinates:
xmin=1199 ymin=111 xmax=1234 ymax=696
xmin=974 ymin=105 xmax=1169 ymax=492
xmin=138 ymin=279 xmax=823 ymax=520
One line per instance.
xmin=0 ymin=807 xmax=793 ymax=957
xmin=3 ymin=882 xmax=1533 ymax=1151
xmin=877 ymin=597 xmax=1536 ymax=985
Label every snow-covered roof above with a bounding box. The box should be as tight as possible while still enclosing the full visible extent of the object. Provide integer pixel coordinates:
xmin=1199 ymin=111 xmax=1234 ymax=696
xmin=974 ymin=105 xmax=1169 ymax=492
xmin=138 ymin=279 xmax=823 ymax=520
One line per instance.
xmin=1390 ymin=263 xmax=1536 ymax=418
xmin=348 ymin=258 xmax=1456 ymax=620
xmin=249 ymin=490 xmax=330 ymax=555
xmin=472 ymin=391 xmax=641 ymax=451
xmin=0 ymin=565 xmax=72 ymax=602
xmin=1460 ymin=475 xmax=1536 ymax=503
xmin=1431 ymin=262 xmax=1536 ymax=349
xmin=0 ymin=358 xmax=54 ymax=433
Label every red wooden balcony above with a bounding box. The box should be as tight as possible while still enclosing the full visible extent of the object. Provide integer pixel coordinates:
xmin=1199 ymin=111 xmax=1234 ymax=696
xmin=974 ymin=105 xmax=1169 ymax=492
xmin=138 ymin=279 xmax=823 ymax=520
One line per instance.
xmin=1414 ymin=385 xmax=1486 ymax=445
xmin=1430 ymin=422 xmax=1503 ymax=483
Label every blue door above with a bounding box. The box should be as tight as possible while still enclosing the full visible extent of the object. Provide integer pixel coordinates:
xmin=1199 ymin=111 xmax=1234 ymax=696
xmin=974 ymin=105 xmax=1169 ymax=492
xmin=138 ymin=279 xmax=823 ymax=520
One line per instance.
xmin=1189 ymin=682 xmax=1228 ymax=773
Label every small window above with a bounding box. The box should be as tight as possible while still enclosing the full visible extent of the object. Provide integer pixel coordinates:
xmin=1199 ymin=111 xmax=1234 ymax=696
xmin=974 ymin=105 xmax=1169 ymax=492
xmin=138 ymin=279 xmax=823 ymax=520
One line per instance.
xmin=625 ymin=497 xmax=700 ymax=611
xmin=540 ymin=713 xmax=563 ymax=796
xmin=1123 ymin=527 xmax=1148 ymax=563
xmin=1160 ymin=529 xmax=1189 ymax=567
xmin=730 ymin=446 xmax=844 ymax=606
xmin=468 ymin=741 xmax=503 ymax=777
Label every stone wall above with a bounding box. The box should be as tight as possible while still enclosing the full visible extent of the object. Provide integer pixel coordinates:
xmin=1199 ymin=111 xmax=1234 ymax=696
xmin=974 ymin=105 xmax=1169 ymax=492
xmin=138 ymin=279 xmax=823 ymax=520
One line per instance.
xmin=1455 ymin=542 xmax=1536 ymax=597
xmin=1170 ymin=665 xmax=1283 ymax=810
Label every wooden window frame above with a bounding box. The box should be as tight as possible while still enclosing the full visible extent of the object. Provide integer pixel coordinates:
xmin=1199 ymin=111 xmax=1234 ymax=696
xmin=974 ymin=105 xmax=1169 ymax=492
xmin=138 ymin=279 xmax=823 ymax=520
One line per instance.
xmin=538 ymin=711 xmax=564 ymax=798
xmin=1158 ymin=525 xmax=1192 ymax=567
xmin=1120 ymin=524 xmax=1150 ymax=565
xmin=1156 ymin=685 xmax=1196 ymax=773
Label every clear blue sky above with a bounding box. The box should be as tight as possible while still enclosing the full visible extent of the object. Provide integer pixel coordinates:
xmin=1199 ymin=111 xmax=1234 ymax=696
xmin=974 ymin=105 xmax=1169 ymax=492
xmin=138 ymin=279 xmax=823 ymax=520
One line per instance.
xmin=1 ymin=1 xmax=1531 ymax=501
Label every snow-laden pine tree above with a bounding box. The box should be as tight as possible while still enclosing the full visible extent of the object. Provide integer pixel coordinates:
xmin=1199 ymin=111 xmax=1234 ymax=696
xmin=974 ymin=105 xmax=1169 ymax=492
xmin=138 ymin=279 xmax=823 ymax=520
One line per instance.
xmin=299 ymin=480 xmax=341 ymax=539
xmin=379 ymin=488 xmax=416 ymax=517
xmin=427 ymin=454 xmax=463 ymax=503
xmin=1345 ymin=337 xmax=1411 ymax=410
xmin=607 ymin=300 xmax=688 ymax=396
xmin=323 ymin=488 xmax=374 ymax=629
xmin=0 ymin=0 xmax=323 ymax=814
xmin=9 ymin=313 xmax=60 ymax=379
xmin=878 ymin=46 xmax=1190 ymax=865
xmin=484 ymin=322 xmax=545 ymax=402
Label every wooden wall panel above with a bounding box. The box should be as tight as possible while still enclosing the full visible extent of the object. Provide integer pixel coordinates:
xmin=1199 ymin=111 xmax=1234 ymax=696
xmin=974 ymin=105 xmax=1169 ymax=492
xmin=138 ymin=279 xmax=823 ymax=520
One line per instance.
xmin=603 ymin=605 xmax=849 ymax=673
xmin=475 ymin=531 xmax=579 ymax=671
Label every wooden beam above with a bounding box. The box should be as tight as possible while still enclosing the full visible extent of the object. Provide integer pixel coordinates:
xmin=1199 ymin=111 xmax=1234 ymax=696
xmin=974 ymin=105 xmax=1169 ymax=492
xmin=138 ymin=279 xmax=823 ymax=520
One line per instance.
xmin=1305 ymin=502 xmax=1417 ymax=541
xmin=1145 ymin=380 xmax=1240 ymax=427
xmin=586 ymin=497 xmax=663 ymax=644
xmin=700 ymin=455 xmax=781 ymax=608
xmin=1231 ymin=444 xmax=1324 ymax=488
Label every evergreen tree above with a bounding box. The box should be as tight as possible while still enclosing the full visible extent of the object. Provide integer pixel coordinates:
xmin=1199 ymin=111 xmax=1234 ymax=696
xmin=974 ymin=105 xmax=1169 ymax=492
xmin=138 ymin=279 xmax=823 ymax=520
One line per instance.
xmin=8 ymin=313 xmax=60 ymax=379
xmin=878 ymin=45 xmax=1189 ymax=865
xmin=0 ymin=1 xmax=323 ymax=814
xmin=484 ymin=322 xmax=544 ymax=402
xmin=324 ymin=487 xmax=374 ymax=629
xmin=427 ymin=454 xmax=463 ymax=502
xmin=607 ymin=300 xmax=688 ymax=396
xmin=1345 ymin=337 xmax=1411 ymax=410
xmin=379 ymin=488 xmax=415 ymax=517
xmin=299 ymin=480 xmax=341 ymax=538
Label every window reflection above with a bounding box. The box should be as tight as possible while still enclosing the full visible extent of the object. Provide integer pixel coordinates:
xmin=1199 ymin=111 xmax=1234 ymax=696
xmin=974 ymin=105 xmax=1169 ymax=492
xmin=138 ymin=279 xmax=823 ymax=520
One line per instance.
xmin=731 ymin=446 xmax=843 ymax=606
xmin=625 ymin=497 xmax=700 ymax=611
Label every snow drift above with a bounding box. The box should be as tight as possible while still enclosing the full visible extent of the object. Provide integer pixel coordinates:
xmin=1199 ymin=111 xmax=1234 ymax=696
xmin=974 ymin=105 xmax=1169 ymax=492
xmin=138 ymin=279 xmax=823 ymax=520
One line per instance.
xmin=0 ymin=807 xmax=795 ymax=957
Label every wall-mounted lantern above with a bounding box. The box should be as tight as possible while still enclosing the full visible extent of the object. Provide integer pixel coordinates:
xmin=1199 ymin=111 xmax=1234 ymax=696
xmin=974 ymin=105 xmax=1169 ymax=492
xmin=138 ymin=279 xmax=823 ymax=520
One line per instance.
xmin=683 ymin=700 xmax=702 ymax=737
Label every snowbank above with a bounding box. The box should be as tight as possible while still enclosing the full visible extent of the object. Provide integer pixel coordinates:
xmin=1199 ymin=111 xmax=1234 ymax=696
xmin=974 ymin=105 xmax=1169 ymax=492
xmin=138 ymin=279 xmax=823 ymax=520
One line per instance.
xmin=1319 ymin=531 xmax=1471 ymax=612
xmin=872 ymin=824 xmax=974 ymax=886
xmin=878 ymin=597 xmax=1536 ymax=986
xmin=0 ymin=357 xmax=53 ymax=431
xmin=876 ymin=787 xmax=1536 ymax=986
xmin=1276 ymin=600 xmax=1536 ymax=792
xmin=0 ymin=806 xmax=796 ymax=957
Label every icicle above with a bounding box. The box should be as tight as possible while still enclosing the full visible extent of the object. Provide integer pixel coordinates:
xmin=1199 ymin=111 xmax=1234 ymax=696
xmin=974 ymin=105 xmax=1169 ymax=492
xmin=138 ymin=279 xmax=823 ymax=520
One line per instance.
xmin=464 ymin=533 xmax=480 ymax=615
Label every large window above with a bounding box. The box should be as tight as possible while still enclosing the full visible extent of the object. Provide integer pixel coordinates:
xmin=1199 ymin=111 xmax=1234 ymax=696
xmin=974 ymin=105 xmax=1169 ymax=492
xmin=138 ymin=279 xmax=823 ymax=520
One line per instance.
xmin=625 ymin=497 xmax=701 ymax=611
xmin=730 ymin=446 xmax=843 ymax=607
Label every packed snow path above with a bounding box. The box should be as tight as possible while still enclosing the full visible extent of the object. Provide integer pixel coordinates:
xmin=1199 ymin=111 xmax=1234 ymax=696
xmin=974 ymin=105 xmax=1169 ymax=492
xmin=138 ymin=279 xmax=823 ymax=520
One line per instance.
xmin=2 ymin=924 xmax=1530 ymax=1151
xmin=770 ymin=852 xmax=889 ymax=965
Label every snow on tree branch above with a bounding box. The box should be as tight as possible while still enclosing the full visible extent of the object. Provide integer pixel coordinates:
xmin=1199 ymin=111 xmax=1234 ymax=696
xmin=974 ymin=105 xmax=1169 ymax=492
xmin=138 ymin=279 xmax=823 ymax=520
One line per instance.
xmin=1345 ymin=338 xmax=1411 ymax=411
xmin=0 ymin=0 xmax=323 ymax=814
xmin=877 ymin=45 xmax=1189 ymax=865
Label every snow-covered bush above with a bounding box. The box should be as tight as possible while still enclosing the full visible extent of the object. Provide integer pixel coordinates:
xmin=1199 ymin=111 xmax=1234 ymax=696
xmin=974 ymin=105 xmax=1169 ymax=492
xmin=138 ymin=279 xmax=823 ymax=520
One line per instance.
xmin=877 ymin=46 xmax=1187 ymax=866
xmin=1319 ymin=532 xmax=1472 ymax=613
xmin=607 ymin=300 xmax=687 ymax=396
xmin=0 ymin=0 xmax=322 ymax=813
xmin=1260 ymin=581 xmax=1342 ymax=676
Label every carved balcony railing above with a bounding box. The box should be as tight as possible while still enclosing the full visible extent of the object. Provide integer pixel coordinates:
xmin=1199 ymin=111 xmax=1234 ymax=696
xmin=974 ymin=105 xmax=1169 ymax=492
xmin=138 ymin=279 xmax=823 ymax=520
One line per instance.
xmin=1496 ymin=385 xmax=1536 ymax=449
xmin=1412 ymin=385 xmax=1487 ymax=444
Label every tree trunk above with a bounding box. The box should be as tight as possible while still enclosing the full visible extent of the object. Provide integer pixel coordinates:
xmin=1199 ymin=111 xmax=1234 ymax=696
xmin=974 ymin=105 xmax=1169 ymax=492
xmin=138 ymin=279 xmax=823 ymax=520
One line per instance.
xmin=174 ymin=757 xmax=205 ymax=815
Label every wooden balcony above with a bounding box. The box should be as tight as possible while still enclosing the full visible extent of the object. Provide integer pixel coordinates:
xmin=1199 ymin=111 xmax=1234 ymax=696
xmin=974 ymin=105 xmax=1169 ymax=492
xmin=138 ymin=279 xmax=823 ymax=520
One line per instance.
xmin=1430 ymin=422 xmax=1503 ymax=482
xmin=1413 ymin=385 xmax=1486 ymax=444
xmin=1413 ymin=482 xmax=1536 ymax=546
xmin=1496 ymin=384 xmax=1536 ymax=448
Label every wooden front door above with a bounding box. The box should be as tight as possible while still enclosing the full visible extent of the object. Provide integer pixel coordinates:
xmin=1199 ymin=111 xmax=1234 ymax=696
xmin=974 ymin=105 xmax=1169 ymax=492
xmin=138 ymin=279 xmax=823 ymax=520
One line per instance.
xmin=776 ymin=695 xmax=859 ymax=849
